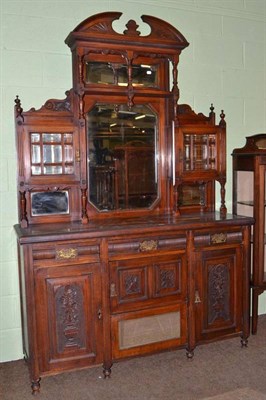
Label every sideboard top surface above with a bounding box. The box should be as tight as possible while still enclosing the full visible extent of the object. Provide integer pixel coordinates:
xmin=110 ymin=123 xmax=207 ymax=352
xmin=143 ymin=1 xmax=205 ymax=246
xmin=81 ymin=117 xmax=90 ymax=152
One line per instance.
xmin=14 ymin=212 xmax=254 ymax=244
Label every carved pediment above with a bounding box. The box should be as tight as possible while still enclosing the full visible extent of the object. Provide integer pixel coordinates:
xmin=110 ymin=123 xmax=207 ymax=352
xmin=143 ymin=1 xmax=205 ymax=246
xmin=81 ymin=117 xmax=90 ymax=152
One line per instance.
xmin=65 ymin=12 xmax=189 ymax=52
xmin=15 ymin=90 xmax=74 ymax=116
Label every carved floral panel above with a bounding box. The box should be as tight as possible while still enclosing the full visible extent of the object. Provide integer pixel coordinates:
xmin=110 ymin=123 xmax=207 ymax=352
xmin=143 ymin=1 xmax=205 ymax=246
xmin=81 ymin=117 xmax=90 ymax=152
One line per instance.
xmin=55 ymin=284 xmax=85 ymax=353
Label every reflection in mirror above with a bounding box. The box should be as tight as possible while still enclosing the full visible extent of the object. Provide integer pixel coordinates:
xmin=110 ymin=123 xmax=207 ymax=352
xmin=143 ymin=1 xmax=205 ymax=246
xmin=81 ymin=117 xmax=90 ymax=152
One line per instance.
xmin=86 ymin=62 xmax=158 ymax=87
xmin=31 ymin=191 xmax=69 ymax=216
xmin=87 ymin=104 xmax=158 ymax=211
xmin=178 ymin=183 xmax=206 ymax=207
xmin=30 ymin=132 xmax=74 ymax=175
xmin=183 ymin=134 xmax=216 ymax=171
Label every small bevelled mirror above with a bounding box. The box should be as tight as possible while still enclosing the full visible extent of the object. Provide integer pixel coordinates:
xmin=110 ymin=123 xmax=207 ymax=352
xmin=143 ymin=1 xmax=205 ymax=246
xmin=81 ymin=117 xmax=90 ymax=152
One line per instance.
xmin=87 ymin=103 xmax=158 ymax=211
xmin=86 ymin=62 xmax=158 ymax=88
xmin=31 ymin=191 xmax=69 ymax=216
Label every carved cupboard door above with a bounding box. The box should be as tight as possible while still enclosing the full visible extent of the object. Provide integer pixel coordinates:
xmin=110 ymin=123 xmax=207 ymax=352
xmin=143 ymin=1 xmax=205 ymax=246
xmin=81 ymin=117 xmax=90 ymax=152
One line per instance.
xmin=34 ymin=263 xmax=103 ymax=374
xmin=109 ymin=253 xmax=187 ymax=359
xmin=194 ymin=247 xmax=243 ymax=342
xmin=109 ymin=253 xmax=187 ymax=313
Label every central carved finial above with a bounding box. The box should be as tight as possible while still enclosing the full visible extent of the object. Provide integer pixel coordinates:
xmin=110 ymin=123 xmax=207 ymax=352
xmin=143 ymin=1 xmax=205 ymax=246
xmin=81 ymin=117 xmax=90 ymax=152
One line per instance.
xmin=123 ymin=19 xmax=140 ymax=36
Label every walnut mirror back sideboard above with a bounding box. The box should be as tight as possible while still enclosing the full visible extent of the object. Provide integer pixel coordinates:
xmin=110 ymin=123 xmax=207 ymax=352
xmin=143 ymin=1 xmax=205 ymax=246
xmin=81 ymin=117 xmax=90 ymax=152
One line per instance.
xmin=14 ymin=12 xmax=253 ymax=394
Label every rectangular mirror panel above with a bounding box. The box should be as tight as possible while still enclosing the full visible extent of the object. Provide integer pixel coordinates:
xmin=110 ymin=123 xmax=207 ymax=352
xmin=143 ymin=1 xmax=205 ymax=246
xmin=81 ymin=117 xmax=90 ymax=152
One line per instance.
xmin=31 ymin=191 xmax=69 ymax=216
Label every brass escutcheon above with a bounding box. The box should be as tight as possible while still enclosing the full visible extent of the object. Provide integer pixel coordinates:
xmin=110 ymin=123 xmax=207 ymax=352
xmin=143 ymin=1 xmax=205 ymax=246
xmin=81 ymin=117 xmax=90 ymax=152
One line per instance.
xmin=194 ymin=290 xmax=201 ymax=304
xmin=110 ymin=283 xmax=117 ymax=297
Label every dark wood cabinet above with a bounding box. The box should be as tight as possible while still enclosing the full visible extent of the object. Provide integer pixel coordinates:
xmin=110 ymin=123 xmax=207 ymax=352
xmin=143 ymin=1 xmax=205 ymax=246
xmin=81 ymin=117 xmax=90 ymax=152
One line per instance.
xmin=14 ymin=12 xmax=253 ymax=393
xmin=233 ymin=134 xmax=266 ymax=334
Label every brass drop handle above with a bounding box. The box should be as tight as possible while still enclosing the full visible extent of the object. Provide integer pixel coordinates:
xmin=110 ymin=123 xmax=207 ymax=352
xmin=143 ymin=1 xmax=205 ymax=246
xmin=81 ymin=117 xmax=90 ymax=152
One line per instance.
xmin=195 ymin=290 xmax=201 ymax=304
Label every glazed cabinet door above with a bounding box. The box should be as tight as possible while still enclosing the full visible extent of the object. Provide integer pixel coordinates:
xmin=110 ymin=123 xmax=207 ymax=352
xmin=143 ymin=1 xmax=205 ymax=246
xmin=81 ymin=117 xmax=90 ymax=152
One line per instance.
xmin=34 ymin=263 xmax=103 ymax=374
xmin=173 ymin=120 xmax=226 ymax=214
xmin=194 ymin=246 xmax=243 ymax=343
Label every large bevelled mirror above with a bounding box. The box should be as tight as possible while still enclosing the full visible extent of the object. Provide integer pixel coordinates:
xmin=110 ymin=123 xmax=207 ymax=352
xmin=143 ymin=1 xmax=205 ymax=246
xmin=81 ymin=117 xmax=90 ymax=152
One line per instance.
xmin=87 ymin=103 xmax=158 ymax=211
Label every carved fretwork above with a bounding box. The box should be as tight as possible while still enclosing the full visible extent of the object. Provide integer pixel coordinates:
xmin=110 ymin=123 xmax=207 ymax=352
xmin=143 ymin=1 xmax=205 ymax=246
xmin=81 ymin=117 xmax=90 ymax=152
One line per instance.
xmin=177 ymin=104 xmax=214 ymax=125
xmin=208 ymin=263 xmax=230 ymax=324
xmin=124 ymin=274 xmax=141 ymax=295
xmin=44 ymin=91 xmax=71 ymax=112
xmin=160 ymin=269 xmax=175 ymax=289
xmin=123 ymin=20 xmax=141 ymax=36
xmin=28 ymin=90 xmax=73 ymax=113
xmin=55 ymin=284 xmax=85 ymax=353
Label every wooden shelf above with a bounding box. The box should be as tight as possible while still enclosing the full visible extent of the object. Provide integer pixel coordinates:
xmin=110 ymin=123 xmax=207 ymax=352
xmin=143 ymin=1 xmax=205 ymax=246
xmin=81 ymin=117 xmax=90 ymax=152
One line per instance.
xmin=237 ymin=200 xmax=254 ymax=206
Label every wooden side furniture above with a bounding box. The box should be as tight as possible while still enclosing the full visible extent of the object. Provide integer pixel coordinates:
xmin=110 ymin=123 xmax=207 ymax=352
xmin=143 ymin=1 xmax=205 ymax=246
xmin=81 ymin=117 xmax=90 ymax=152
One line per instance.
xmin=233 ymin=134 xmax=266 ymax=334
xmin=14 ymin=12 xmax=253 ymax=394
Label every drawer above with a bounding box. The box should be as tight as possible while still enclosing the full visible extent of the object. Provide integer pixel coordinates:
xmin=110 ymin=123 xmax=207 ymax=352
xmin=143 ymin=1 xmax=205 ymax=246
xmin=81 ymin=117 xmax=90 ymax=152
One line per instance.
xmin=194 ymin=229 xmax=243 ymax=248
xmin=110 ymin=253 xmax=187 ymax=313
xmin=108 ymin=234 xmax=186 ymax=259
xmin=32 ymin=239 xmax=100 ymax=267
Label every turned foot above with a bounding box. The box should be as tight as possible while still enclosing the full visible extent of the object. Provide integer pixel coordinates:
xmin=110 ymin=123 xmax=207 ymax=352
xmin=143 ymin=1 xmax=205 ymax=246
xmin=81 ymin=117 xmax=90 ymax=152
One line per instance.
xmin=31 ymin=378 xmax=41 ymax=395
xmin=103 ymin=364 xmax=112 ymax=379
xmin=186 ymin=349 xmax=194 ymax=359
xmin=241 ymin=337 xmax=248 ymax=347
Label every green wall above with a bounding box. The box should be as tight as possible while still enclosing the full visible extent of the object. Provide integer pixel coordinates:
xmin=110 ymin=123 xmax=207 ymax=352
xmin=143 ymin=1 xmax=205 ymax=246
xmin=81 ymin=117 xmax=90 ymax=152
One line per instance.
xmin=1 ymin=0 xmax=266 ymax=362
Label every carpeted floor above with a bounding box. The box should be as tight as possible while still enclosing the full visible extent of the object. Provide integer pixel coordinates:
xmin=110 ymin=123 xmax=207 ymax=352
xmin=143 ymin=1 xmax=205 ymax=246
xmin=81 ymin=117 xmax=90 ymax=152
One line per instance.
xmin=1 ymin=316 xmax=266 ymax=400
xmin=204 ymin=388 xmax=266 ymax=400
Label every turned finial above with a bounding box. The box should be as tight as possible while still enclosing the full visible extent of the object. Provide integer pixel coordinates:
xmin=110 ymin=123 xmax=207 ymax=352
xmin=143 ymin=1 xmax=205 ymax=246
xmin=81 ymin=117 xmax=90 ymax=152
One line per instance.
xmin=209 ymin=103 xmax=215 ymax=124
xmin=15 ymin=95 xmax=23 ymax=117
xmin=219 ymin=110 xmax=226 ymax=127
